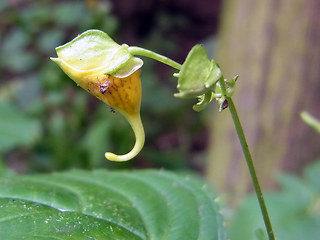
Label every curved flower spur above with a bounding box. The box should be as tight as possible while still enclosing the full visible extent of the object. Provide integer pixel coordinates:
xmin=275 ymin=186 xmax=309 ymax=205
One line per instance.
xmin=51 ymin=30 xmax=144 ymax=162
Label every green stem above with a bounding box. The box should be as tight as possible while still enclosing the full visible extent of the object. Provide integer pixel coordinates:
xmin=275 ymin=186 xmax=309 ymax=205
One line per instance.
xmin=128 ymin=46 xmax=182 ymax=71
xmin=218 ymin=78 xmax=275 ymax=240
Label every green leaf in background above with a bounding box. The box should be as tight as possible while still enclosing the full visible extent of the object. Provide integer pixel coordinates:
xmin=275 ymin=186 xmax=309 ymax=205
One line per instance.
xmin=54 ymin=2 xmax=87 ymax=27
xmin=304 ymin=160 xmax=320 ymax=193
xmin=0 ymin=102 xmax=41 ymax=153
xmin=83 ymin=118 xmax=114 ymax=167
xmin=38 ymin=29 xmax=64 ymax=55
xmin=0 ymin=28 xmax=39 ymax=73
xmin=0 ymin=169 xmax=226 ymax=240
xmin=228 ymin=161 xmax=320 ymax=240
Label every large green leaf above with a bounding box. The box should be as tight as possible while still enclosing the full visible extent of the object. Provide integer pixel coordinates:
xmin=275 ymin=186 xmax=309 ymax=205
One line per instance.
xmin=0 ymin=169 xmax=226 ymax=240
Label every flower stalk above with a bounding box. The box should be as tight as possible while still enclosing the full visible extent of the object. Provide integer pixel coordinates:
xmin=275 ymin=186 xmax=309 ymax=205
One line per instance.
xmin=218 ymin=78 xmax=275 ymax=240
xmin=128 ymin=46 xmax=182 ymax=70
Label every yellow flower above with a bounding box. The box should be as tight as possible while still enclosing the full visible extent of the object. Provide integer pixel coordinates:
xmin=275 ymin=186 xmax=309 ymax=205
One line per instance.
xmin=51 ymin=30 xmax=144 ymax=162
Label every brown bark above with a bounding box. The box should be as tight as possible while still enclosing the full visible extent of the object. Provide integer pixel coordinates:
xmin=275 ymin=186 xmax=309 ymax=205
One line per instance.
xmin=207 ymin=0 xmax=320 ymax=203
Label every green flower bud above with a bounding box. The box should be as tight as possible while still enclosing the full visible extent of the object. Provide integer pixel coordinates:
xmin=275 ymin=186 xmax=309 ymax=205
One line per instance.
xmin=174 ymin=45 xmax=223 ymax=111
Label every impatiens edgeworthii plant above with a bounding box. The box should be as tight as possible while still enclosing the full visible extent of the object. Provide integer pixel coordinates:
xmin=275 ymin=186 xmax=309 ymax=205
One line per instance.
xmin=51 ymin=29 xmax=275 ymax=239
xmin=51 ymin=30 xmax=235 ymax=162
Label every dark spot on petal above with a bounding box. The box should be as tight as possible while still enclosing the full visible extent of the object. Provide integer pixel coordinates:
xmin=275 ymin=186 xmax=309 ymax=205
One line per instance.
xmin=220 ymin=99 xmax=228 ymax=111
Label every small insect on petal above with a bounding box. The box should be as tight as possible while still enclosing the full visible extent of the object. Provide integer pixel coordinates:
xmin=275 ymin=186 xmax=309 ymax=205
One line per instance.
xmin=100 ymin=80 xmax=111 ymax=94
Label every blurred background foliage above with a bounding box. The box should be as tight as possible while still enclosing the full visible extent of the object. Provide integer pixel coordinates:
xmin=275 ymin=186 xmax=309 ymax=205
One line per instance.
xmin=0 ymin=0 xmax=221 ymax=173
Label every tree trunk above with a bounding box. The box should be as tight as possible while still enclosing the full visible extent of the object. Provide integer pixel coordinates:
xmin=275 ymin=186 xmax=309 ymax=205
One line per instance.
xmin=207 ymin=0 xmax=320 ymax=202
